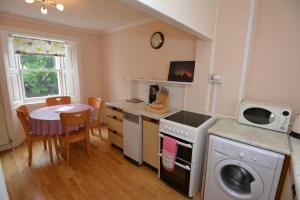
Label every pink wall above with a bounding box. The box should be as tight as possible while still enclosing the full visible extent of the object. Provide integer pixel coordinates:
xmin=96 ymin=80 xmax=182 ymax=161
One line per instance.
xmin=0 ymin=12 xmax=103 ymax=102
xmin=245 ymin=0 xmax=300 ymax=120
xmin=99 ymin=21 xmax=197 ymax=102
xmin=212 ymin=0 xmax=251 ymax=117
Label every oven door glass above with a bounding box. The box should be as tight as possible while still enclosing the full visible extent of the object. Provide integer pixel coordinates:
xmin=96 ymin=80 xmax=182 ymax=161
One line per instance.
xmin=160 ymin=132 xmax=192 ymax=163
xmin=160 ymin=157 xmax=191 ymax=196
xmin=243 ymin=107 xmax=274 ymax=125
xmin=159 ymin=132 xmax=193 ymax=196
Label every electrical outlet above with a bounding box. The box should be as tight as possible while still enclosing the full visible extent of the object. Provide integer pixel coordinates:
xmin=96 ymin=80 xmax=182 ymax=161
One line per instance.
xmin=208 ymin=74 xmax=221 ymax=84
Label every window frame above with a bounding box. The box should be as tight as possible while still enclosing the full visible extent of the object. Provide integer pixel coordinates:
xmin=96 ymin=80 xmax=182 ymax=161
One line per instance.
xmin=15 ymin=54 xmax=65 ymax=103
xmin=1 ymin=33 xmax=81 ymax=107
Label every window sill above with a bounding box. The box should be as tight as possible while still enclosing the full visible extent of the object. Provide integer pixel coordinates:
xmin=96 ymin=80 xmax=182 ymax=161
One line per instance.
xmin=23 ymin=100 xmax=46 ymax=105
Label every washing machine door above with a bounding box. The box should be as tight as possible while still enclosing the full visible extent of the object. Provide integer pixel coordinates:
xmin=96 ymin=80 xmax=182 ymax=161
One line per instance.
xmin=215 ymin=159 xmax=264 ymax=200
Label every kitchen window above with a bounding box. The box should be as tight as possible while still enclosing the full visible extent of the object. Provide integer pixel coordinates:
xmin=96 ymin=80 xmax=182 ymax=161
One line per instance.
xmin=2 ymin=34 xmax=80 ymax=104
xmin=18 ymin=54 xmax=62 ymax=99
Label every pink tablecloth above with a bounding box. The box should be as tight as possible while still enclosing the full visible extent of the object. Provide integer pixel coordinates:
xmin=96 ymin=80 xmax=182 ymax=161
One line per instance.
xmin=29 ymin=104 xmax=93 ymax=136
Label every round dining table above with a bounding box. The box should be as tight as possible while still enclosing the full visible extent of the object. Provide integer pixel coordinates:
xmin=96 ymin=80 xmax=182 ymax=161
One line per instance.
xmin=29 ymin=104 xmax=93 ymax=136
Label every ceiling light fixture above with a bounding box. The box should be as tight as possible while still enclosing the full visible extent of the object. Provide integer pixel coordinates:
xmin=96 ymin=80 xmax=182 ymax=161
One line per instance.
xmin=24 ymin=0 xmax=64 ymax=15
xmin=25 ymin=0 xmax=34 ymax=3
xmin=41 ymin=5 xmax=48 ymax=15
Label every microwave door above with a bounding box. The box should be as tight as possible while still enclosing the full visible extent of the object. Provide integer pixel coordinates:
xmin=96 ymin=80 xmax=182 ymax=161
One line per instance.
xmin=243 ymin=107 xmax=275 ymax=125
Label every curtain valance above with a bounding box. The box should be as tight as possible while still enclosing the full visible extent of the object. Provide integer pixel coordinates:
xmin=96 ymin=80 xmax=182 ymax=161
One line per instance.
xmin=12 ymin=36 xmax=65 ymax=56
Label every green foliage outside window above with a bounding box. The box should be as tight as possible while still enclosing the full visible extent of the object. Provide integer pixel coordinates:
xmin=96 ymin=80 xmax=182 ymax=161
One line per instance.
xmin=20 ymin=54 xmax=60 ymax=98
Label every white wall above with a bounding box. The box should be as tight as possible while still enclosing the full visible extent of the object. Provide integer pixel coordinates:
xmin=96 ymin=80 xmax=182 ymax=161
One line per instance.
xmin=185 ymin=40 xmax=214 ymax=114
xmin=123 ymin=0 xmax=218 ymax=40
xmin=211 ymin=0 xmax=252 ymax=117
xmin=246 ymin=0 xmax=300 ymax=121
xmin=100 ymin=21 xmax=197 ymax=103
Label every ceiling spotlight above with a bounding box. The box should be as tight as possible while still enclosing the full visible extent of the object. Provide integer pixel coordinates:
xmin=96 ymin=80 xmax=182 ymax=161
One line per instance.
xmin=25 ymin=0 xmax=34 ymax=3
xmin=56 ymin=3 xmax=64 ymax=11
xmin=41 ymin=6 xmax=48 ymax=15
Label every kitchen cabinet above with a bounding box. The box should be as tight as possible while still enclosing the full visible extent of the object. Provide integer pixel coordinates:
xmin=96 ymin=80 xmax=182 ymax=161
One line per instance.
xmin=106 ymin=106 xmax=123 ymax=149
xmin=142 ymin=117 xmax=159 ymax=169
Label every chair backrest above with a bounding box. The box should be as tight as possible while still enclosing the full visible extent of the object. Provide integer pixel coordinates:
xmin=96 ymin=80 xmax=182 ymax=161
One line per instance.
xmin=87 ymin=97 xmax=103 ymax=122
xmin=15 ymin=105 xmax=31 ymax=140
xmin=46 ymin=96 xmax=71 ymax=106
xmin=60 ymin=110 xmax=90 ymax=134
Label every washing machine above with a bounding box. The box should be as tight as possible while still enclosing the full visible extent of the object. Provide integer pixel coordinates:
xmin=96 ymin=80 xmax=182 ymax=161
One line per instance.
xmin=204 ymin=135 xmax=285 ymax=200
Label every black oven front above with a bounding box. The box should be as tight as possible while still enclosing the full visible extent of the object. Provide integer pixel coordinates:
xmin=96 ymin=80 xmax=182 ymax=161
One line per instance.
xmin=159 ymin=132 xmax=193 ymax=196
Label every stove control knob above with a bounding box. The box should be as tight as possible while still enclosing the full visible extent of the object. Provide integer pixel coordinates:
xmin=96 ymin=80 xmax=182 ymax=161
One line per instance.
xmin=239 ymin=152 xmax=245 ymax=158
xmin=253 ymin=157 xmax=257 ymax=162
xmin=164 ymin=126 xmax=168 ymax=130
xmin=172 ymin=128 xmax=176 ymax=131
xmin=167 ymin=127 xmax=171 ymax=130
xmin=184 ymin=131 xmax=188 ymax=136
xmin=176 ymin=130 xmax=180 ymax=133
xmin=180 ymin=130 xmax=184 ymax=134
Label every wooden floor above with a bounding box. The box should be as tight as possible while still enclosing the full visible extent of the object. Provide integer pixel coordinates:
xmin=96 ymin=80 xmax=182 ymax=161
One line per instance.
xmin=0 ymin=128 xmax=200 ymax=200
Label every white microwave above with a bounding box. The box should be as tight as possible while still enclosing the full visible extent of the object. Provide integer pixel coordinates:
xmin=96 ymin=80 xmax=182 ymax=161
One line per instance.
xmin=239 ymin=100 xmax=291 ymax=132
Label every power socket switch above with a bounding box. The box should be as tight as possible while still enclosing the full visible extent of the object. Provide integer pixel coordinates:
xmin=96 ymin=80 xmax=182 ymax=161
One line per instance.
xmin=209 ymin=74 xmax=221 ymax=84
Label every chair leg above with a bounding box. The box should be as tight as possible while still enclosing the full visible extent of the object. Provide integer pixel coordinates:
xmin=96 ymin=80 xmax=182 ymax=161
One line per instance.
xmin=66 ymin=142 xmax=70 ymax=165
xmin=48 ymin=137 xmax=53 ymax=162
xmin=91 ymin=127 xmax=95 ymax=136
xmin=53 ymin=136 xmax=60 ymax=159
xmin=59 ymin=137 xmax=63 ymax=155
xmin=43 ymin=140 xmax=47 ymax=150
xmin=86 ymin=138 xmax=91 ymax=157
xmin=28 ymin=141 xmax=32 ymax=166
xmin=98 ymin=126 xmax=103 ymax=140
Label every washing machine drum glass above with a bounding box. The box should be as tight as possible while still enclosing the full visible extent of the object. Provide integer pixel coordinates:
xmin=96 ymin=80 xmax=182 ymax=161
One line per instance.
xmin=221 ymin=165 xmax=254 ymax=194
xmin=215 ymin=160 xmax=264 ymax=200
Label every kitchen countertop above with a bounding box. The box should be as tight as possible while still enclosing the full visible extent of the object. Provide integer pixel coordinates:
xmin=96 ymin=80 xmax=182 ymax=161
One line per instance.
xmin=105 ymin=100 xmax=180 ymax=120
xmin=290 ymin=137 xmax=300 ymax=200
xmin=208 ymin=118 xmax=291 ymax=155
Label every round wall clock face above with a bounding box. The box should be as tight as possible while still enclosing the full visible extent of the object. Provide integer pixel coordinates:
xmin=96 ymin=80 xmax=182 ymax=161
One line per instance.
xmin=150 ymin=32 xmax=164 ymax=49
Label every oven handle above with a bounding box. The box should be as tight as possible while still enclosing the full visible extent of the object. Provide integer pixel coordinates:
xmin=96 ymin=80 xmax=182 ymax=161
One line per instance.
xmin=158 ymin=153 xmax=191 ymax=171
xmin=159 ymin=134 xmax=193 ymax=149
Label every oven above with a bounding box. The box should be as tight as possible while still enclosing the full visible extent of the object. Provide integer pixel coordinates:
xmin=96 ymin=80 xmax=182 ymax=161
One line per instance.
xmin=159 ymin=132 xmax=193 ymax=196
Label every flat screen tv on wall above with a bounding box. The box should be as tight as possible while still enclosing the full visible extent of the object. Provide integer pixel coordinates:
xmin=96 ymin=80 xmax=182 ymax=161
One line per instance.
xmin=168 ymin=61 xmax=195 ymax=82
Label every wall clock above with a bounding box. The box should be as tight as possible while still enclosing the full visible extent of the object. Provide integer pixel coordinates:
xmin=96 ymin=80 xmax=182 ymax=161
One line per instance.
xmin=150 ymin=32 xmax=164 ymax=49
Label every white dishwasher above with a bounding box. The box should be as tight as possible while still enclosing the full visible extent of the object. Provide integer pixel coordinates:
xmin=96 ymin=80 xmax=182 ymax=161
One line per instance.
xmin=123 ymin=112 xmax=142 ymax=165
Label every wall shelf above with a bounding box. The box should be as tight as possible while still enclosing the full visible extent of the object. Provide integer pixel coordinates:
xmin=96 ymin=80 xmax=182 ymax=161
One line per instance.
xmin=126 ymin=77 xmax=194 ymax=86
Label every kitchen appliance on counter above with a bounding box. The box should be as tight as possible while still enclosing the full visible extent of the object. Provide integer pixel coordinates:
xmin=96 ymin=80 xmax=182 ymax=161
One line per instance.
xmin=149 ymin=85 xmax=159 ymax=104
xmin=159 ymin=110 xmax=216 ymax=197
xmin=239 ymin=100 xmax=291 ymax=132
xmin=204 ymin=135 xmax=285 ymax=200
xmin=291 ymin=114 xmax=300 ymax=139
xmin=123 ymin=112 xmax=142 ymax=165
xmin=145 ymin=87 xmax=170 ymax=114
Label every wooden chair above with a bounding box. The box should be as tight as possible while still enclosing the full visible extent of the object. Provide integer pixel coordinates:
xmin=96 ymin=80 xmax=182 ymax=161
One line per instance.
xmin=16 ymin=105 xmax=53 ymax=166
xmin=59 ymin=110 xmax=91 ymax=164
xmin=46 ymin=96 xmax=71 ymax=106
xmin=87 ymin=97 xmax=103 ymax=139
